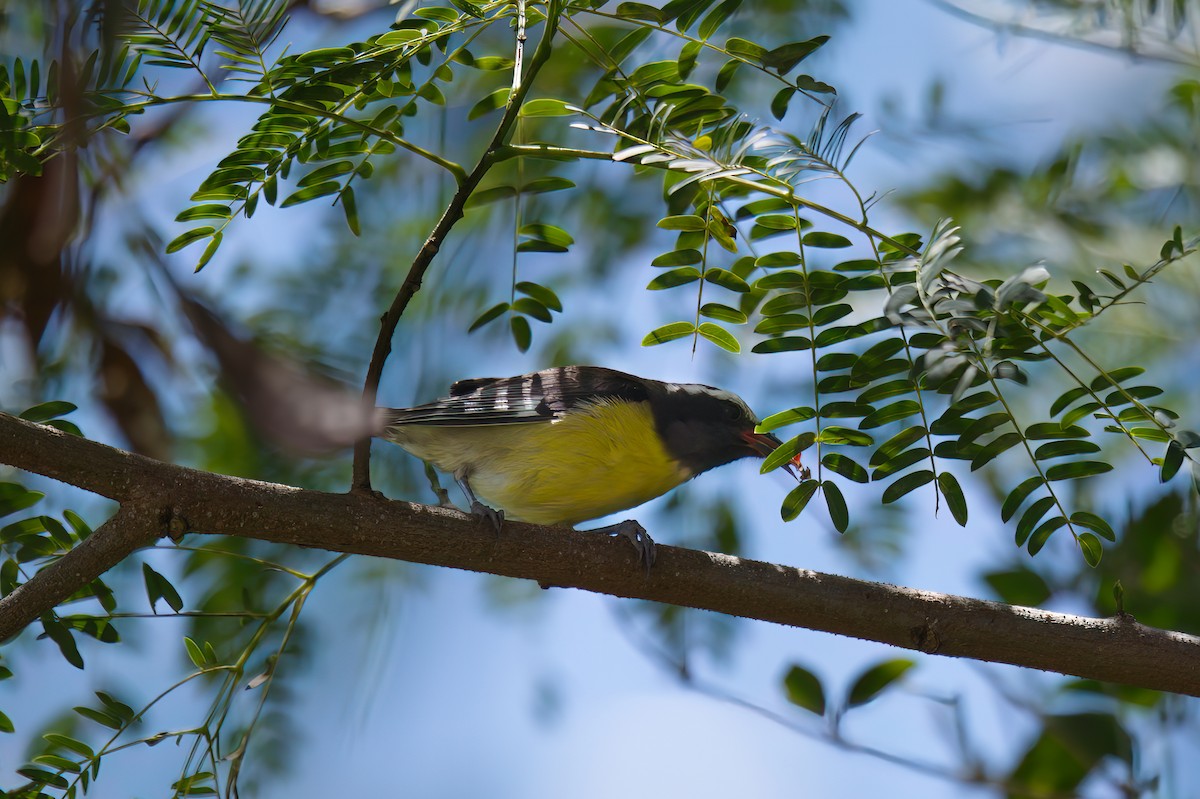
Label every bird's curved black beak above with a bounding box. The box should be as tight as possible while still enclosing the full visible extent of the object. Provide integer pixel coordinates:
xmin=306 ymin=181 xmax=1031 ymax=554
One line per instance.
xmin=742 ymin=429 xmax=783 ymax=458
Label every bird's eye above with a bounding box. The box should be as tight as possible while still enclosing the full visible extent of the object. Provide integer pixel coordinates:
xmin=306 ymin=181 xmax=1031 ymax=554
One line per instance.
xmin=724 ymin=403 xmax=742 ymax=421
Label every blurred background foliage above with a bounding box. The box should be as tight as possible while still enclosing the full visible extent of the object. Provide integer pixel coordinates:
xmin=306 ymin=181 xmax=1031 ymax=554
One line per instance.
xmin=1 ymin=0 xmax=1199 ymax=797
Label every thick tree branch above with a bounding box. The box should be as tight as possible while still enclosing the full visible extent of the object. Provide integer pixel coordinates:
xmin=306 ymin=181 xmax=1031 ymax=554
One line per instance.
xmin=2 ymin=411 xmax=1199 ymax=695
xmin=0 ymin=504 xmax=161 ymax=641
xmin=351 ymin=0 xmax=563 ymax=491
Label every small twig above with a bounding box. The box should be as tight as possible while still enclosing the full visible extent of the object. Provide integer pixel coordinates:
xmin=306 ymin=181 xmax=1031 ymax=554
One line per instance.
xmin=510 ymin=0 xmax=527 ymax=97
xmin=350 ymin=0 xmax=563 ymax=492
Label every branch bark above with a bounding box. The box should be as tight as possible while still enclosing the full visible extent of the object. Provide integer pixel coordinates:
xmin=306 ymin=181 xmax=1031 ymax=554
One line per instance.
xmin=2 ymin=410 xmax=1199 ymax=696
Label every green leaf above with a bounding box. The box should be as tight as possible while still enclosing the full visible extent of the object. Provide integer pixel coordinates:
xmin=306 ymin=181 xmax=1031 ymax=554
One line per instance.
xmin=651 ymin=248 xmax=702 ymax=267
xmin=937 ymin=472 xmax=968 ymax=526
xmin=847 ymin=659 xmax=914 ymax=708
xmin=175 ymin=204 xmax=233 ymax=222
xmin=698 ymin=0 xmax=741 ymax=40
xmin=762 ymin=36 xmax=829 ymax=73
xmin=0 ymin=709 xmax=12 ymax=733
xmin=1161 ymin=440 xmax=1184 ymax=482
xmin=340 ymin=186 xmax=360 ymax=236
xmin=821 ymin=453 xmax=868 ymax=483
xmin=522 ymin=176 xmax=576 ymax=195
xmin=0 ymin=484 xmax=44 ymax=518
xmin=780 ymin=479 xmax=820 ymax=521
xmin=761 ymin=432 xmax=816 ymax=473
xmin=42 ymin=615 xmax=83 ymax=669
xmin=699 ymin=303 xmax=748 ymax=324
xmin=881 ymin=470 xmax=934 ymax=504
xmin=697 ymin=322 xmax=740 ymax=352
xmin=516 ymin=282 xmax=563 ymax=312
xmin=616 ymin=1 xmax=666 ymax=22
xmin=510 ymin=315 xmax=531 ymax=352
xmin=1034 ymin=440 xmax=1102 ymax=460
xmin=44 ymin=733 xmax=94 ymax=758
xmin=756 ymin=406 xmax=816 ymax=433
xmin=1078 ymin=532 xmax=1103 ymax=567
xmin=95 ymin=691 xmax=134 ymax=722
xmin=1016 ymin=496 xmax=1056 ymax=547
xmin=1089 ymin=366 xmax=1144 ymax=391
xmin=630 ymin=60 xmax=680 ymax=86
xmin=725 ymin=36 xmax=767 ymax=61
xmin=783 ymin=663 xmax=825 ymax=715
xmin=755 ymin=251 xmax=802 ymax=268
xmin=1024 ymin=423 xmax=1090 ymax=440
xmin=1028 ymin=516 xmax=1068 ymax=556
xmin=859 ymin=400 xmax=921 ymax=429
xmin=642 ymin=321 xmax=696 ymax=346
xmin=817 ymin=427 xmax=873 ymax=446
xmin=184 ymin=637 xmax=207 ymax=668
xmin=1045 ymin=461 xmax=1113 ymax=481
xmin=513 ymin=295 xmax=554 ymax=321
xmin=297 ymin=160 xmax=354 ymax=187
xmin=751 ymin=336 xmax=812 ymax=354
xmin=647 ymin=267 xmax=701 ymax=290
xmin=657 ymin=214 xmax=707 ymax=231
xmin=704 ymin=268 xmax=750 ymax=293
xmin=19 ymin=401 xmax=77 ymax=422
xmin=73 ymin=705 xmax=120 ymax=729
xmin=1050 ymin=386 xmax=1091 ymax=416
xmin=17 ymin=767 xmax=68 ymax=789
xmin=803 ymin=231 xmax=852 ymax=248
xmin=468 ymin=87 xmax=511 ymax=120
xmin=770 ymin=86 xmax=795 ymax=120
xmin=869 ymin=426 xmax=927 ymax=467
xmin=466 ymin=185 xmax=517 ymax=207
xmin=1001 ymin=476 xmax=1044 ymax=523
xmin=1071 ymin=511 xmax=1115 ymax=542
xmin=165 ymin=226 xmax=214 ymax=254
xmin=468 ymin=302 xmax=509 ymax=333
xmin=969 ymin=432 xmax=1024 ymax=471
xmin=280 ymin=181 xmax=340 ymax=208
xmin=823 ymin=480 xmax=848 ymax=533
xmin=519 ymin=98 xmax=572 ymax=117
xmin=871 ymin=447 xmax=931 ymax=481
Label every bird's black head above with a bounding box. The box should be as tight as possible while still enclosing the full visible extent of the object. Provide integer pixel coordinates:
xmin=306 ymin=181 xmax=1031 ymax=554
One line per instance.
xmin=649 ymin=382 xmax=782 ymax=476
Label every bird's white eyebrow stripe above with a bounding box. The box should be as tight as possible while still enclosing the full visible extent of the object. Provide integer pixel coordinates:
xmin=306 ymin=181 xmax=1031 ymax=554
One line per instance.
xmin=664 ymin=381 xmax=757 ymax=418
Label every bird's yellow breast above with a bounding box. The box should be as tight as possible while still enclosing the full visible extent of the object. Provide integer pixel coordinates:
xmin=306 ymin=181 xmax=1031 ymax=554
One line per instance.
xmin=388 ymin=399 xmax=692 ymax=526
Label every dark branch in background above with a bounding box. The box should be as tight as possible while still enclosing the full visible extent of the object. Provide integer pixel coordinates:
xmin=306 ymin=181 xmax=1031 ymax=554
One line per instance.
xmin=3 ymin=412 xmax=1199 ymax=696
xmin=350 ymin=0 xmax=563 ymax=492
xmin=928 ymin=0 xmax=1198 ymax=66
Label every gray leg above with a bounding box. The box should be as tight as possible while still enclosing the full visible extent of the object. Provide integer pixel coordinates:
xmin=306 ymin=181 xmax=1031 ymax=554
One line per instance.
xmin=456 ymin=476 xmax=504 ymax=534
xmin=586 ymin=520 xmax=655 ymax=574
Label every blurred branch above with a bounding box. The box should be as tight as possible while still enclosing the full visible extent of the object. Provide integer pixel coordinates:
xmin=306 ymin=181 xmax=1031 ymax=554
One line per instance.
xmin=3 ymin=411 xmax=1200 ymax=696
xmin=350 ymin=0 xmax=563 ymax=492
xmin=929 ymin=0 xmax=1200 ymax=66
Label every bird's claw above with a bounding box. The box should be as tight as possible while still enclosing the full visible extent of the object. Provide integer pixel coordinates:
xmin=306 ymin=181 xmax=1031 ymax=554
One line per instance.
xmin=470 ymin=500 xmax=504 ymax=534
xmin=589 ymin=519 xmax=655 ymax=574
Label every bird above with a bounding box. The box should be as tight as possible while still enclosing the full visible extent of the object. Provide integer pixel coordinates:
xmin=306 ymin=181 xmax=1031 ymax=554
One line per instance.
xmin=379 ymin=365 xmax=789 ymax=570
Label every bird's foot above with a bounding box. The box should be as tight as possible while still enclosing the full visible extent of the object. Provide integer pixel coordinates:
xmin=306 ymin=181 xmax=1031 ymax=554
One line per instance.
xmin=470 ymin=501 xmax=504 ymax=535
xmin=587 ymin=520 xmax=655 ymax=574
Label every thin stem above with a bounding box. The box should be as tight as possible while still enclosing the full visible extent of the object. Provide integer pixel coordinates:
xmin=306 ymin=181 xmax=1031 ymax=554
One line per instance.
xmin=510 ymin=0 xmax=527 ymax=95
xmin=794 ymin=204 xmax=822 ymax=484
xmin=351 ymin=0 xmax=564 ymax=491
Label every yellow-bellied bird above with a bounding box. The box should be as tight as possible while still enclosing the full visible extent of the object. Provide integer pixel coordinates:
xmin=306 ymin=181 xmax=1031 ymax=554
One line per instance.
xmin=381 ymin=365 xmax=788 ymax=569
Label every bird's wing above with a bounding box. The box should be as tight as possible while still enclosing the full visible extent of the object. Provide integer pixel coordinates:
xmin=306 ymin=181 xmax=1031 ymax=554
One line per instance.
xmin=386 ymin=366 xmax=651 ymax=426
